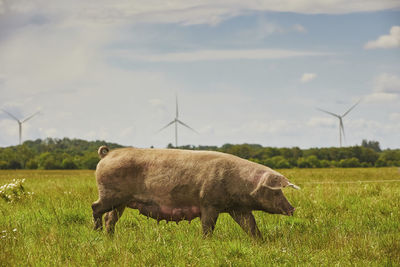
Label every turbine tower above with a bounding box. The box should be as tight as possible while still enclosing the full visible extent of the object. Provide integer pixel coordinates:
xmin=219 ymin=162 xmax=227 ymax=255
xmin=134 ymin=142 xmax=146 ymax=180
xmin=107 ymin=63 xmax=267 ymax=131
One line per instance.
xmin=157 ymin=94 xmax=197 ymax=147
xmin=1 ymin=109 xmax=40 ymax=145
xmin=317 ymin=100 xmax=360 ymax=147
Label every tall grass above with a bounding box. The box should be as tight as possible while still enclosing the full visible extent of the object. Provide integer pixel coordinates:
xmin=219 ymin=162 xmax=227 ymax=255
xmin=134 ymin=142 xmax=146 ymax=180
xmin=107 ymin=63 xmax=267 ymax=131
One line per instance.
xmin=0 ymin=168 xmax=399 ymax=266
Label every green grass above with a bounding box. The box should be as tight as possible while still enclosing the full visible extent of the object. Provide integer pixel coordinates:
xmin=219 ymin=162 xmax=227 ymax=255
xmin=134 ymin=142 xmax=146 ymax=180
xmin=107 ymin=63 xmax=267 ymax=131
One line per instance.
xmin=0 ymin=168 xmax=399 ymax=266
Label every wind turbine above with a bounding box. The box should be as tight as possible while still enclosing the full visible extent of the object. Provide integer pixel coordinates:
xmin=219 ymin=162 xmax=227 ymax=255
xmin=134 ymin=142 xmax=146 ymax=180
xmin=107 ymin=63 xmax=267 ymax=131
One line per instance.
xmin=317 ymin=100 xmax=360 ymax=147
xmin=157 ymin=94 xmax=197 ymax=147
xmin=1 ymin=109 xmax=40 ymax=145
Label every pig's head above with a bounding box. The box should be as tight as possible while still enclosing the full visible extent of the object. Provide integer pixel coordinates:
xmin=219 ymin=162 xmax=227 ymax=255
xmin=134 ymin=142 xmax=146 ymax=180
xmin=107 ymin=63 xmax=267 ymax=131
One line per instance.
xmin=250 ymin=173 xmax=300 ymax=216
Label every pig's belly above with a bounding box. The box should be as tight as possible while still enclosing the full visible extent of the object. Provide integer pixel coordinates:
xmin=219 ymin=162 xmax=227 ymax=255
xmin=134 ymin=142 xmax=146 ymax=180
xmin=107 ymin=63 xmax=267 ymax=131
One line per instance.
xmin=127 ymin=201 xmax=201 ymax=223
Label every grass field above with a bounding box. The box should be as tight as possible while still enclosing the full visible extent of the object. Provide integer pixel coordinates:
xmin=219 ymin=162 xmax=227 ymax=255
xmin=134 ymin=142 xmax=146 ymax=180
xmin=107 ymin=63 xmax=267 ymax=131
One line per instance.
xmin=0 ymin=168 xmax=399 ymax=266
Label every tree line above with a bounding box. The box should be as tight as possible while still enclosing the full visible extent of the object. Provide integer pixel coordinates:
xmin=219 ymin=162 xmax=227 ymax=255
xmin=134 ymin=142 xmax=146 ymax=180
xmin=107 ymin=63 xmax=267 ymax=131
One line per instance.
xmin=0 ymin=138 xmax=399 ymax=170
xmin=0 ymin=138 xmax=123 ymax=170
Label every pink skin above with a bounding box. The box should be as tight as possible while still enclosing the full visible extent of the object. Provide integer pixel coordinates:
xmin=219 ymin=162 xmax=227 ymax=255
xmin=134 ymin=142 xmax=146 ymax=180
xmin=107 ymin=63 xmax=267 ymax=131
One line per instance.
xmin=130 ymin=202 xmax=201 ymax=222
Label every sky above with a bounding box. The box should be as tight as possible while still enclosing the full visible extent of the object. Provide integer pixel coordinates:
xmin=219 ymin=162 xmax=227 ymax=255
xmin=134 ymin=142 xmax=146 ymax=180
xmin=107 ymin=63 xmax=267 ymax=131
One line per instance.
xmin=0 ymin=0 xmax=399 ymax=149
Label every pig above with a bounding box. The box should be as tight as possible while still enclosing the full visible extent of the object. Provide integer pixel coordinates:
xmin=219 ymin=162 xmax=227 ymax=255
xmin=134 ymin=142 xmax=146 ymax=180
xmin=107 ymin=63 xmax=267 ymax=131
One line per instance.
xmin=92 ymin=146 xmax=300 ymax=238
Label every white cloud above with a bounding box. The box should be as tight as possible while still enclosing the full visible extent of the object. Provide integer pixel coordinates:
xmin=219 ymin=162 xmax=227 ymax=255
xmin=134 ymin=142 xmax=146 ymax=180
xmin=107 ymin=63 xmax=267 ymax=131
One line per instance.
xmin=293 ymin=24 xmax=307 ymax=33
xmin=240 ymin=19 xmax=285 ymax=40
xmin=237 ymin=20 xmax=307 ymax=41
xmin=364 ymin=26 xmax=400 ymax=49
xmin=0 ymin=119 xmax=17 ymax=137
xmin=300 ymin=73 xmax=317 ymax=83
xmin=236 ymin=119 xmax=295 ymax=135
xmin=120 ymin=126 xmax=136 ymax=139
xmin=41 ymin=128 xmax=58 ymax=139
xmin=364 ymin=92 xmax=398 ymax=103
xmin=0 ymin=22 xmax=112 ymax=100
xmin=0 ymin=1 xmax=4 ymax=14
xmin=258 ymin=22 xmax=285 ymax=36
xmin=373 ymin=73 xmax=400 ymax=93
xmin=116 ymin=49 xmax=326 ymax=62
xmin=307 ymin=117 xmax=336 ymax=127
xmin=148 ymin=98 xmax=166 ymax=108
xmin=389 ymin=112 xmax=400 ymax=121
xmin=364 ymin=73 xmax=400 ymax=103
xmin=1 ymin=1 xmax=400 ymax=27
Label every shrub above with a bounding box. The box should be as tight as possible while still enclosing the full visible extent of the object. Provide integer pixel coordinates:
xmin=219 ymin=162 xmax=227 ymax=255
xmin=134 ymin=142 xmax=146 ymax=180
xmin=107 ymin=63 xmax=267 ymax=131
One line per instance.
xmin=0 ymin=179 xmax=34 ymax=202
xmin=61 ymin=158 xmax=78 ymax=169
xmin=26 ymin=159 xmax=38 ymax=169
xmin=263 ymin=156 xmax=292 ymax=169
xmin=8 ymin=160 xmax=22 ymax=169
xmin=338 ymin=158 xmax=361 ymax=168
xmin=0 ymin=160 xmax=8 ymax=169
xmin=375 ymin=158 xmax=387 ymax=167
xmin=275 ymin=158 xmax=291 ymax=169
xmin=306 ymin=155 xmax=321 ymax=168
xmin=361 ymin=162 xmax=372 ymax=168
xmin=320 ymin=160 xmax=332 ymax=168
xmin=82 ymin=156 xmax=99 ymax=170
xmin=297 ymin=157 xmax=311 ymax=168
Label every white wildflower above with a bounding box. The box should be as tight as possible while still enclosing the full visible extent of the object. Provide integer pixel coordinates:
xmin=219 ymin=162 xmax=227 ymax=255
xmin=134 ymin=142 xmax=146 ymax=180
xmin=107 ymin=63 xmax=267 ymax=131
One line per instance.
xmin=0 ymin=178 xmax=31 ymax=203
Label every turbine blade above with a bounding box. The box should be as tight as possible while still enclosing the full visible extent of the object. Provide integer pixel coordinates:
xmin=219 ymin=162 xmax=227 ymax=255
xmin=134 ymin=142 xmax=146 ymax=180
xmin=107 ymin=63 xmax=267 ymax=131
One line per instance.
xmin=157 ymin=120 xmax=175 ymax=133
xmin=1 ymin=109 xmax=20 ymax=122
xmin=316 ymin=108 xmax=340 ymax=118
xmin=340 ymin=119 xmax=346 ymax=141
xmin=177 ymin=119 xmax=198 ymax=133
xmin=342 ymin=99 xmax=361 ymax=117
xmin=22 ymin=111 xmax=40 ymax=123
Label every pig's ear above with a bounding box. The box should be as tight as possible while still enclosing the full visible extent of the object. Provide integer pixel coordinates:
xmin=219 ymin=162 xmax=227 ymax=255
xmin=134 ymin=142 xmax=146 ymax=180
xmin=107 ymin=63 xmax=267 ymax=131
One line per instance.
xmin=288 ymin=183 xmax=301 ymax=190
xmin=264 ymin=174 xmax=301 ymax=190
xmin=263 ymin=174 xmax=289 ymax=190
xmin=251 ymin=174 xmax=286 ymax=196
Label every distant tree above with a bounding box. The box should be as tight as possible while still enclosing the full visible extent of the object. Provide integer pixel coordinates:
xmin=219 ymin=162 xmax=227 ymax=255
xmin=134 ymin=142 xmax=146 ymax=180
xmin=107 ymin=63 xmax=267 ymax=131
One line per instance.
xmin=1 ymin=138 xmax=399 ymax=169
xmin=38 ymin=152 xmax=61 ymax=169
xmin=275 ymin=157 xmax=291 ymax=169
xmin=264 ymin=156 xmax=291 ymax=169
xmin=338 ymin=158 xmax=361 ymax=168
xmin=82 ymin=155 xmax=99 ymax=170
xmin=319 ymin=160 xmax=332 ymax=168
xmin=15 ymin=145 xmax=35 ymax=168
xmin=167 ymin=143 xmax=174 ymax=149
xmin=26 ymin=159 xmax=38 ymax=169
xmin=291 ymin=147 xmax=303 ymax=159
xmin=230 ymin=144 xmax=252 ymax=159
xmin=379 ymin=149 xmax=400 ymax=164
xmin=8 ymin=160 xmax=22 ymax=169
xmin=297 ymin=156 xmax=322 ymax=168
xmin=306 ymin=155 xmax=321 ymax=168
xmin=375 ymin=158 xmax=387 ymax=167
xmin=359 ymin=147 xmax=379 ymax=164
xmin=0 ymin=160 xmax=8 ymax=169
xmin=61 ymin=158 xmax=78 ymax=169
xmin=248 ymin=158 xmax=261 ymax=164
xmin=361 ymin=140 xmax=381 ymax=152
xmin=360 ymin=162 xmax=372 ymax=168
xmin=297 ymin=157 xmax=311 ymax=168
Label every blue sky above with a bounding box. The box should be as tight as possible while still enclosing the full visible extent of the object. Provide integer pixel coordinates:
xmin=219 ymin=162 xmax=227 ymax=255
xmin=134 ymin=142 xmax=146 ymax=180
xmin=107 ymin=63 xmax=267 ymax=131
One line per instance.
xmin=0 ymin=1 xmax=399 ymax=148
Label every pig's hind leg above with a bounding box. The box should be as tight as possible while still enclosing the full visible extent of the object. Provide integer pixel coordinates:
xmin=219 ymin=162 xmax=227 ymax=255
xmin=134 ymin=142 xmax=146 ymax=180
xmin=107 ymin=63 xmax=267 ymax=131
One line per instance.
xmin=104 ymin=205 xmax=126 ymax=234
xmin=229 ymin=211 xmax=262 ymax=238
xmin=92 ymin=196 xmax=128 ymax=231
